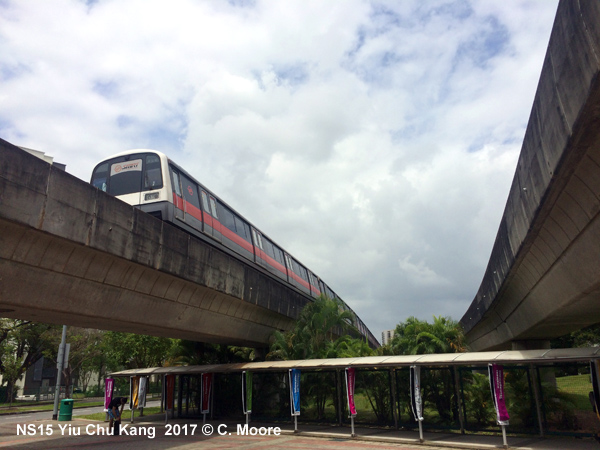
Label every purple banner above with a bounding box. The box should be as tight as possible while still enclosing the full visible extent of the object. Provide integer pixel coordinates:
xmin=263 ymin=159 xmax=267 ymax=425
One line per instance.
xmin=345 ymin=367 xmax=357 ymax=417
xmin=104 ymin=378 xmax=114 ymax=412
xmin=488 ymin=364 xmax=509 ymax=425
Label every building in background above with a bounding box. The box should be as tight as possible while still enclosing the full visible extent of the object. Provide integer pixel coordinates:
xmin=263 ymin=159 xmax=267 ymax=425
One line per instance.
xmin=381 ymin=329 xmax=395 ymax=346
xmin=20 ymin=147 xmax=66 ymax=171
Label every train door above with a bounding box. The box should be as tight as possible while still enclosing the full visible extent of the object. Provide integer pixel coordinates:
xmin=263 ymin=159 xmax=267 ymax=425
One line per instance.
xmin=180 ymin=174 xmax=203 ymax=231
xmin=170 ymin=169 xmax=184 ymax=221
xmin=200 ymin=190 xmax=222 ymax=242
xmin=251 ymin=228 xmax=267 ymax=268
xmin=208 ymin=196 xmax=223 ymax=241
xmin=284 ymin=253 xmax=294 ymax=285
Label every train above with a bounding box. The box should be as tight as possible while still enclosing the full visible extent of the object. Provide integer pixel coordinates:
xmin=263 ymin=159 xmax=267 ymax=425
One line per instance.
xmin=90 ymin=149 xmax=377 ymax=347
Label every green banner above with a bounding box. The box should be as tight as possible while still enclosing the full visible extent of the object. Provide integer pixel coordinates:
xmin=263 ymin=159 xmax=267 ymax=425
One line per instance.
xmin=242 ymin=371 xmax=253 ymax=414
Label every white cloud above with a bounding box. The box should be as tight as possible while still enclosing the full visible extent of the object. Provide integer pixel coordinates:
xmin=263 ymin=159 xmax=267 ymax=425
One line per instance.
xmin=0 ymin=0 xmax=559 ymax=340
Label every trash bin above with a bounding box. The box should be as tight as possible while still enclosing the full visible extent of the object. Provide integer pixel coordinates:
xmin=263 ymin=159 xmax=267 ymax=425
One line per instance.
xmin=58 ymin=399 xmax=74 ymax=421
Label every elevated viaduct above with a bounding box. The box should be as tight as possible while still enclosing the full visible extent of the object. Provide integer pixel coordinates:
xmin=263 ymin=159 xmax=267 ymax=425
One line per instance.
xmin=461 ymin=0 xmax=600 ymax=351
xmin=0 ymin=140 xmax=378 ymax=348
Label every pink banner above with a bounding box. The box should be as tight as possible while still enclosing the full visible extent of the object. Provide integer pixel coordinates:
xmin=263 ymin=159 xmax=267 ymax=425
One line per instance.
xmin=104 ymin=378 xmax=114 ymax=411
xmin=489 ymin=364 xmax=509 ymax=425
xmin=201 ymin=373 xmax=212 ymax=414
xmin=345 ymin=367 xmax=357 ymax=417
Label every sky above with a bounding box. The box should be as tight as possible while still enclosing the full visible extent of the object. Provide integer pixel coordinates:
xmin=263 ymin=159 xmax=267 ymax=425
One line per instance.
xmin=0 ymin=0 xmax=559 ymax=342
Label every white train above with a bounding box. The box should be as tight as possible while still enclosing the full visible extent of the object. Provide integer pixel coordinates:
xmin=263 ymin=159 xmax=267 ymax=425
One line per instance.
xmin=91 ymin=150 xmax=376 ymax=346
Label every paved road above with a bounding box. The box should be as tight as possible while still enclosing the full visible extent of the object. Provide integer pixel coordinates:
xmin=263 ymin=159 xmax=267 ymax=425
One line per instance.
xmin=1 ymin=408 xmax=597 ymax=449
xmin=0 ymin=418 xmax=446 ymax=450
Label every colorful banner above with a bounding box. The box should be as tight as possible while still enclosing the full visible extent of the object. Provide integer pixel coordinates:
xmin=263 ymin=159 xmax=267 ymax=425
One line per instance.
xmin=201 ymin=373 xmax=213 ymax=414
xmin=165 ymin=374 xmax=175 ymax=411
xmin=104 ymin=378 xmax=114 ymax=412
xmin=289 ymin=369 xmax=301 ymax=416
xmin=138 ymin=376 xmax=147 ymax=408
xmin=242 ymin=371 xmax=253 ymax=414
xmin=410 ymin=366 xmax=424 ymax=422
xmin=488 ymin=364 xmax=509 ymax=425
xmin=345 ymin=367 xmax=357 ymax=417
xmin=130 ymin=376 xmax=140 ymax=410
xmin=590 ymin=360 xmax=600 ymax=421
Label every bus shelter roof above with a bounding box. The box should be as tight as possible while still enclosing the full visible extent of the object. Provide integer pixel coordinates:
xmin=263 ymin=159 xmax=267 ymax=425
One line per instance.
xmin=109 ymin=347 xmax=600 ymax=377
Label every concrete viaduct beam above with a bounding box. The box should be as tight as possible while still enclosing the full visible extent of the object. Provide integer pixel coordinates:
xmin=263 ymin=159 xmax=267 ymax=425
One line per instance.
xmin=0 ymin=139 xmax=309 ymax=347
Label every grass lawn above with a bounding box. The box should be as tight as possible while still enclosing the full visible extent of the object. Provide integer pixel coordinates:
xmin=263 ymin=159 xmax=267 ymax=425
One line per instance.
xmin=76 ymin=406 xmax=163 ymax=421
xmin=0 ymin=400 xmax=105 ymax=415
xmin=556 ymin=373 xmax=592 ymax=410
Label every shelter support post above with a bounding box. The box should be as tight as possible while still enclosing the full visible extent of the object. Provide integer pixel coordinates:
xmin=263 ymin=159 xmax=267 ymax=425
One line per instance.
xmin=336 ymin=370 xmax=343 ymax=426
xmin=529 ymin=364 xmax=544 ymax=437
xmin=390 ymin=369 xmax=398 ymax=429
xmin=453 ymin=366 xmax=465 ymax=434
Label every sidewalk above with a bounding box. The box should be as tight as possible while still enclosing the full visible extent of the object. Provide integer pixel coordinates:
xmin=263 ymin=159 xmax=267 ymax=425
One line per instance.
xmin=0 ymin=412 xmax=598 ymax=449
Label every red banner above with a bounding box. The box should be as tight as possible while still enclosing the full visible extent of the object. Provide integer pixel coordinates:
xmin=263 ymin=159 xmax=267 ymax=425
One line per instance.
xmin=345 ymin=367 xmax=357 ymax=417
xmin=201 ymin=373 xmax=212 ymax=414
xmin=165 ymin=375 xmax=175 ymax=410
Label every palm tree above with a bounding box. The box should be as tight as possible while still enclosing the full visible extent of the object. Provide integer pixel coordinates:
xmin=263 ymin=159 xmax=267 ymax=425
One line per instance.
xmin=391 ymin=315 xmax=466 ymax=355
xmin=268 ymin=295 xmax=357 ymax=361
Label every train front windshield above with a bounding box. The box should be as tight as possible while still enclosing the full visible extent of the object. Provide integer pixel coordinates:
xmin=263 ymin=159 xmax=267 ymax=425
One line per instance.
xmin=91 ymin=153 xmax=163 ymax=196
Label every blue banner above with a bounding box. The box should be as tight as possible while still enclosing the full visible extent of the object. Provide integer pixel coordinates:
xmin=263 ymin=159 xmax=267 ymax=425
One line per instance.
xmin=289 ymin=369 xmax=300 ymax=416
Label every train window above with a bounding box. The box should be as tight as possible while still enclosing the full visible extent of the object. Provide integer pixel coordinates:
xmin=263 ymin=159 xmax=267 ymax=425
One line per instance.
xmin=201 ymin=191 xmax=210 ymax=214
xmin=294 ymin=262 xmax=308 ymax=281
xmin=91 ymin=163 xmax=109 ymax=192
xmin=234 ymin=216 xmax=250 ymax=241
xmin=273 ymin=246 xmax=285 ymax=265
xmin=180 ymin=174 xmax=200 ymax=209
xmin=218 ymin=204 xmax=236 ymax=232
xmin=144 ymin=154 xmax=163 ymax=190
xmin=209 ymin=197 xmax=219 ymax=218
xmin=262 ymin=237 xmax=275 ymax=259
xmin=109 ymin=158 xmax=143 ymax=196
xmin=171 ymin=169 xmax=182 ymax=197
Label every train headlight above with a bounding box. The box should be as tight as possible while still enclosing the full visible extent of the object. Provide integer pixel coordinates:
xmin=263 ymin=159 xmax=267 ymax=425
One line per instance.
xmin=145 ymin=192 xmax=160 ymax=201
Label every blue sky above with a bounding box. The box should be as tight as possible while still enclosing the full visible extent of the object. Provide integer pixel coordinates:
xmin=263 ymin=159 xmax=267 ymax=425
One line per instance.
xmin=0 ymin=0 xmax=559 ymax=341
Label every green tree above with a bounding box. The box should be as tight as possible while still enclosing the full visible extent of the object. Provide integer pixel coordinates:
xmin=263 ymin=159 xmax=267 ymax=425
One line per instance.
xmin=0 ymin=319 xmax=55 ymax=403
xmin=391 ymin=316 xmax=467 ymax=355
xmin=167 ymin=340 xmax=255 ymax=366
xmin=551 ymin=322 xmax=600 ymax=348
xmin=267 ymin=295 xmax=369 ymax=421
xmin=268 ymin=295 xmax=357 ymax=361
xmin=101 ymin=332 xmax=175 ymax=371
xmin=390 ymin=316 xmax=466 ymax=424
xmin=42 ymin=327 xmax=106 ymax=394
